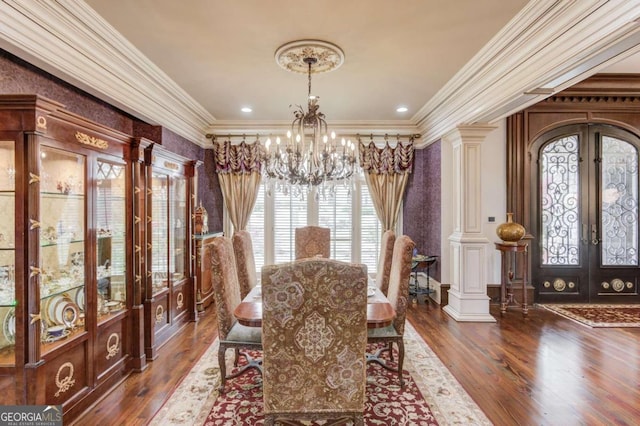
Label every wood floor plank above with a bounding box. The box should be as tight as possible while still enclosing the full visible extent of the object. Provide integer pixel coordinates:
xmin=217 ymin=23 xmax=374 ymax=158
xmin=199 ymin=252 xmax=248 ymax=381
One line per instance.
xmin=408 ymin=302 xmax=640 ymax=426
xmin=71 ymin=301 xmax=640 ymax=425
xmin=70 ymin=311 xmax=219 ymax=425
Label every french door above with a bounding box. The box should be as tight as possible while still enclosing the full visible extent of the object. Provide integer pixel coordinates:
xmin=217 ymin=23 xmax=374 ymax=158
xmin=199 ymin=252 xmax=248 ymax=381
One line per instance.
xmin=531 ymin=124 xmax=640 ymax=303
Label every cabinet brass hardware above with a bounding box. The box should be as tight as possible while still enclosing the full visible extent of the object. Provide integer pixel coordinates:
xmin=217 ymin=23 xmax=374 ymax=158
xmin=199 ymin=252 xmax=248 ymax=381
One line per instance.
xmin=134 ymin=186 xmax=141 ymax=194
xmin=147 ymin=216 xmax=152 ymax=223
xmin=29 ymin=313 xmax=41 ymax=324
xmin=135 ymin=275 xmax=141 ymax=283
xmin=36 ymin=115 xmax=47 ymax=130
xmin=29 ymin=219 xmax=41 ymax=230
xmin=29 ymin=266 xmax=41 ymax=278
xmin=105 ymin=333 xmax=120 ymax=360
xmin=76 ymin=131 xmax=108 ymax=149
xmin=147 ymin=188 xmax=152 ymax=195
xmin=147 ymin=270 xmax=152 ymax=278
xmin=135 ymin=245 xmax=141 ymax=253
xmin=134 ymin=216 xmax=141 ymax=224
xmin=191 ymin=255 xmax=196 ymax=261
xmin=191 ymin=213 xmax=196 ymax=220
xmin=147 ymin=243 xmax=152 ymax=250
xmin=29 ymin=173 xmax=40 ymax=184
xmin=155 ymin=305 xmax=164 ymax=323
xmin=591 ymin=224 xmax=599 ymax=245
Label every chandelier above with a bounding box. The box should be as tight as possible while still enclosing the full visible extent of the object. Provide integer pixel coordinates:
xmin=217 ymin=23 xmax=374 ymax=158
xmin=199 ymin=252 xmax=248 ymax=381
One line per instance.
xmin=262 ymin=40 xmax=357 ymax=198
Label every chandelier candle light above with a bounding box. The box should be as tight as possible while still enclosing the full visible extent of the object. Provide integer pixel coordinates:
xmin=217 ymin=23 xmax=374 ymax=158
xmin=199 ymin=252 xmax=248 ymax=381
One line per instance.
xmin=263 ymin=40 xmax=357 ymax=199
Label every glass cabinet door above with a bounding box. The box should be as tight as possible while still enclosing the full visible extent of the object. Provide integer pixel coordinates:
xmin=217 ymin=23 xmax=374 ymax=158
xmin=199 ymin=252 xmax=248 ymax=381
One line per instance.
xmin=39 ymin=147 xmax=85 ymax=351
xmin=96 ymin=160 xmax=126 ymax=321
xmin=151 ymin=172 xmax=169 ymax=294
xmin=0 ymin=140 xmax=15 ymax=366
xmin=170 ymin=177 xmax=187 ymax=282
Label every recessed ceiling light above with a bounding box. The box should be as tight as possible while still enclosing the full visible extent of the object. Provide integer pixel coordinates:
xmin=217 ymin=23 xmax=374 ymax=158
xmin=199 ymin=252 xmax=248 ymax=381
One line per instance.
xmin=241 ymin=107 xmax=252 ymax=113
xmin=396 ymin=106 xmax=408 ymax=113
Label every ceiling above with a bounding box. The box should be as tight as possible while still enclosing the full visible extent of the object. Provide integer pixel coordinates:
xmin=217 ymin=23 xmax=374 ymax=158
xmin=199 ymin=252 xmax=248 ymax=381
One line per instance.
xmin=2 ymin=1 xmax=640 ymax=147
xmin=84 ymin=0 xmax=528 ymax=123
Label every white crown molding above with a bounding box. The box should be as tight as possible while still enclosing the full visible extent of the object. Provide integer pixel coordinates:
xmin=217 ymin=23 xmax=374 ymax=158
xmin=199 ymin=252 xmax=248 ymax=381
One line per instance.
xmin=415 ymin=0 xmax=640 ymax=145
xmin=0 ymin=0 xmax=214 ymax=147
xmin=1 ymin=1 xmax=639 ymax=150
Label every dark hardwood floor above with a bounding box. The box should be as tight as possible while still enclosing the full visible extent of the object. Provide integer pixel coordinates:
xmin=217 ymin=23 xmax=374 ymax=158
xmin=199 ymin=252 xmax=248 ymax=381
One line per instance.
xmin=73 ymin=301 xmax=640 ymax=425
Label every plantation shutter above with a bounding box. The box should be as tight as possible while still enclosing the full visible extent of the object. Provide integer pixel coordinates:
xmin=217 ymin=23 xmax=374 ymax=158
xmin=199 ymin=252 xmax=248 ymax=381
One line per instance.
xmin=360 ymin=181 xmax=381 ymax=271
xmin=318 ymin=185 xmax=353 ymax=262
xmin=246 ymin=183 xmax=265 ymax=271
xmin=273 ymin=191 xmax=306 ymax=263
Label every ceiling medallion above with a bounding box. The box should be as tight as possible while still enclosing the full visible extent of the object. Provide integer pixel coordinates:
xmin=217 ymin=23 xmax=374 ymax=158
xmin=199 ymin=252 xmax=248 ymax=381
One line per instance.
xmin=275 ymin=40 xmax=345 ymax=74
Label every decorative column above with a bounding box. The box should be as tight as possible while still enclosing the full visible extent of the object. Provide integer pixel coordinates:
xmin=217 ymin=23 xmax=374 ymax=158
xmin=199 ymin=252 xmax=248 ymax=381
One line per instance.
xmin=442 ymin=125 xmax=497 ymax=322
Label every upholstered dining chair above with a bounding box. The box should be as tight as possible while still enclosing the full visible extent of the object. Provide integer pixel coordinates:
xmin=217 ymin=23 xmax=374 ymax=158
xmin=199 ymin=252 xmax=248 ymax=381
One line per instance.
xmin=375 ymin=230 xmax=396 ymax=296
xmin=208 ymin=236 xmax=262 ymax=393
xmin=294 ymin=225 xmax=330 ymax=259
xmin=232 ymin=230 xmax=258 ymax=299
xmin=367 ymin=234 xmax=415 ymax=387
xmin=261 ymin=258 xmax=368 ymax=426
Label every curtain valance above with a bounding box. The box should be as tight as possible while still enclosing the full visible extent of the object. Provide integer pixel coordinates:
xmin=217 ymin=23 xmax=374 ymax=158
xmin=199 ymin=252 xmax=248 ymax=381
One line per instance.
xmin=213 ymin=140 xmax=263 ymax=174
xmin=359 ymin=140 xmax=414 ymax=174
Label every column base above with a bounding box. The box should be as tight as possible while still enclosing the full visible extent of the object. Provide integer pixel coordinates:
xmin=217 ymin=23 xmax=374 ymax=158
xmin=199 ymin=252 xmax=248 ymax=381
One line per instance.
xmin=443 ymin=289 xmax=496 ymax=322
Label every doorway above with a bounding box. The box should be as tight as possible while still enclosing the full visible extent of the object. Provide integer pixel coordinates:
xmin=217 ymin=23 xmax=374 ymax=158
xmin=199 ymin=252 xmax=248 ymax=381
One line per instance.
xmin=530 ymin=124 xmax=640 ymax=303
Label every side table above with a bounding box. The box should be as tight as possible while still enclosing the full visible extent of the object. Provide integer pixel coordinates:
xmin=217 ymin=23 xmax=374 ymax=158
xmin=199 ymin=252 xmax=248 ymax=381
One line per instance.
xmin=494 ymin=242 xmax=529 ymax=317
xmin=193 ymin=232 xmax=223 ymax=312
xmin=409 ymin=255 xmax=437 ymax=303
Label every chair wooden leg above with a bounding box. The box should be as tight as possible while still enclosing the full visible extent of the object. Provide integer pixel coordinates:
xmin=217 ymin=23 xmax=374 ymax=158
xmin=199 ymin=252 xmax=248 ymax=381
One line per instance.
xmin=354 ymin=414 xmax=364 ymax=426
xmin=397 ymin=338 xmax=405 ymax=388
xmin=234 ymin=347 xmax=240 ymax=367
xmin=218 ymin=345 xmax=227 ymax=393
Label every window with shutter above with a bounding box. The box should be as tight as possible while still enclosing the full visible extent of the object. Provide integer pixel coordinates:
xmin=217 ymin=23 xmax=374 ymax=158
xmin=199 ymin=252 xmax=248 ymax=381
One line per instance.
xmin=245 ymin=174 xmax=386 ymax=274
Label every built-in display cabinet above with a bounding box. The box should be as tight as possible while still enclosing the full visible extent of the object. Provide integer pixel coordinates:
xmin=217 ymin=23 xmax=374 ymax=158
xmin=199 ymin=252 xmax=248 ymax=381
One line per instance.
xmin=0 ymin=95 xmax=197 ymax=421
xmin=142 ymin=143 xmax=197 ymax=360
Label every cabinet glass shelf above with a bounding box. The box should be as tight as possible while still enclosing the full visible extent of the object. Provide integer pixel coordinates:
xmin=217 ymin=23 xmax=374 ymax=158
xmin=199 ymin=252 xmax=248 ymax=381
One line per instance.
xmin=40 ymin=239 xmax=84 ymax=248
xmin=40 ymin=192 xmax=85 ymax=199
xmin=39 ymin=147 xmax=86 ymax=352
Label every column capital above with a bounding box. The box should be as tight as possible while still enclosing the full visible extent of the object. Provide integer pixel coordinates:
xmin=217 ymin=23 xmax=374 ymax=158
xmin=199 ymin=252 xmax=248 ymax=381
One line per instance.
xmin=442 ymin=124 xmax=498 ymax=146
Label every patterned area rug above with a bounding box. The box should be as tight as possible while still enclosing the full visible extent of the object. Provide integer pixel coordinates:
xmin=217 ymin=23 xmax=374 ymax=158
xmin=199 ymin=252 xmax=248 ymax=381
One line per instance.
xmin=203 ymin=351 xmax=436 ymax=425
xmin=149 ymin=322 xmax=491 ymax=425
xmin=540 ymin=304 xmax=640 ymax=327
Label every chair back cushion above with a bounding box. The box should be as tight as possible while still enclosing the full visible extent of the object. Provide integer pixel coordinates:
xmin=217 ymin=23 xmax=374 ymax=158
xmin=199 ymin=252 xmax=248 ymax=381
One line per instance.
xmin=375 ymin=230 xmax=396 ymax=295
xmin=232 ymin=230 xmax=257 ymax=298
xmin=208 ymin=236 xmax=242 ymax=340
xmin=294 ymin=226 xmax=330 ymax=259
xmin=261 ymin=258 xmax=368 ymax=414
xmin=386 ymin=235 xmax=415 ymax=335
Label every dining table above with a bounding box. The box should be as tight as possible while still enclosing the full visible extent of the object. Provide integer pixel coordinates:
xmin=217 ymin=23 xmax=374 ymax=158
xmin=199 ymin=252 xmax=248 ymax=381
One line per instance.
xmin=234 ymin=278 xmax=396 ymax=329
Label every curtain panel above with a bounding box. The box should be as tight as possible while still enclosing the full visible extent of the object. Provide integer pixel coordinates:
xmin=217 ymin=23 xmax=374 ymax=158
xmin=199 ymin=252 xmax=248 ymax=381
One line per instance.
xmin=213 ymin=140 xmax=263 ymax=231
xmin=359 ymin=140 xmax=414 ymax=231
